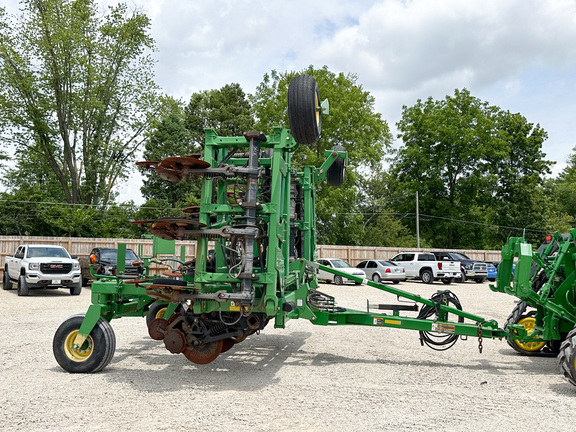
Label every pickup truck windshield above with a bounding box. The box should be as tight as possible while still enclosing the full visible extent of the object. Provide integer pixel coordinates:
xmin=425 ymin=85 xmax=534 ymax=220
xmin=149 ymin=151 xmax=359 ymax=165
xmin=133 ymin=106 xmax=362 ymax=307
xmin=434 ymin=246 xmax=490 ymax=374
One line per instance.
xmin=99 ymin=249 xmax=139 ymax=261
xmin=26 ymin=247 xmax=70 ymax=258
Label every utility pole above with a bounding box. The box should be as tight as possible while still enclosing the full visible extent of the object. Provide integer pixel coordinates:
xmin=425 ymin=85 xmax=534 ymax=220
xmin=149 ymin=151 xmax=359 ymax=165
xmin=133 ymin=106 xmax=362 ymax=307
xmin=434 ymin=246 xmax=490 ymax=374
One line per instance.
xmin=416 ymin=191 xmax=420 ymax=249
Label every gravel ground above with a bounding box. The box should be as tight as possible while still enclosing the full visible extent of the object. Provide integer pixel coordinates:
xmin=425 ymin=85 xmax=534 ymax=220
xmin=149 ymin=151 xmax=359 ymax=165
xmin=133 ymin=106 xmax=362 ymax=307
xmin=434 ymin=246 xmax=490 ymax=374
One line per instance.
xmin=1 ymin=279 xmax=575 ymax=431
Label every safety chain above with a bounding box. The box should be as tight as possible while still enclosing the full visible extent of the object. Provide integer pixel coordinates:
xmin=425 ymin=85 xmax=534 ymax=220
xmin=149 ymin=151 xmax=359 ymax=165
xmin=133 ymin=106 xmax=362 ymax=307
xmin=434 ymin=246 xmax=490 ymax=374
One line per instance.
xmin=477 ymin=323 xmax=483 ymax=354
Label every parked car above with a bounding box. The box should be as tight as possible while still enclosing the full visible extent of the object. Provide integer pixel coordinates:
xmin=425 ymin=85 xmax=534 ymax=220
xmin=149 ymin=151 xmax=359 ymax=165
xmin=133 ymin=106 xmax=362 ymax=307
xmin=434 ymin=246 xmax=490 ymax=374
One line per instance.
xmin=389 ymin=252 xmax=460 ymax=284
xmin=317 ymin=258 xmax=366 ymax=285
xmin=432 ymin=251 xmax=487 ymax=283
xmin=356 ymin=260 xmax=406 ymax=284
xmin=79 ymin=247 xmax=144 ymax=286
xmin=486 ymin=262 xmax=497 ymax=282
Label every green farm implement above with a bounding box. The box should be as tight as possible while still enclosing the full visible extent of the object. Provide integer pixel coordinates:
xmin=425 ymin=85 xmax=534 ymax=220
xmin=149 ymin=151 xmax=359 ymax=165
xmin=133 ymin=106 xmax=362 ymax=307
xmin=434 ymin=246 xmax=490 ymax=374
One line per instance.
xmin=53 ymin=75 xmax=576 ymax=386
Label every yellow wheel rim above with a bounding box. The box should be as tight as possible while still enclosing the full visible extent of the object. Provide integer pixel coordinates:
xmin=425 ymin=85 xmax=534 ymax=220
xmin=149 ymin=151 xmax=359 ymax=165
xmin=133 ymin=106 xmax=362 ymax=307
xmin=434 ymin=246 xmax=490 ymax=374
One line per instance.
xmin=315 ymin=92 xmax=320 ymax=126
xmin=63 ymin=330 xmax=93 ymax=362
xmin=514 ymin=317 xmax=546 ymax=352
xmin=155 ymin=307 xmax=167 ymax=320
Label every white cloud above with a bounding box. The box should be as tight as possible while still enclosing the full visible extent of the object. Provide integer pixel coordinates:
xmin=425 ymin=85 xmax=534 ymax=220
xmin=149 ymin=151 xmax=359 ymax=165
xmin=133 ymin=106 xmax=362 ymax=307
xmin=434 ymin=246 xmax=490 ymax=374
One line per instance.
xmin=3 ymin=0 xmax=576 ymax=204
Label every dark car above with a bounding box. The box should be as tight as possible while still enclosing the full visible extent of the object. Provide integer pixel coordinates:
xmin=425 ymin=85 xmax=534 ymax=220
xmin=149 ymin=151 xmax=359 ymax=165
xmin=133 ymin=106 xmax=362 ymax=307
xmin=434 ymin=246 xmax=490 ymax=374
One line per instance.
xmin=432 ymin=251 xmax=487 ymax=283
xmin=80 ymin=247 xmax=144 ymax=285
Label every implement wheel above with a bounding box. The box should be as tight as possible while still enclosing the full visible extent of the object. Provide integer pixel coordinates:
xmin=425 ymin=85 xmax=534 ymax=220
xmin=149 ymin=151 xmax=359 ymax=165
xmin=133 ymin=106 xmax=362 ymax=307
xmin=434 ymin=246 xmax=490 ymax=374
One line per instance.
xmin=326 ymin=145 xmax=346 ymax=186
xmin=183 ymin=340 xmax=223 ymax=365
xmin=287 ymin=75 xmax=322 ymax=145
xmin=53 ymin=314 xmax=116 ymax=373
xmin=559 ymin=327 xmax=576 ymax=386
xmin=504 ymin=302 xmax=546 ymax=355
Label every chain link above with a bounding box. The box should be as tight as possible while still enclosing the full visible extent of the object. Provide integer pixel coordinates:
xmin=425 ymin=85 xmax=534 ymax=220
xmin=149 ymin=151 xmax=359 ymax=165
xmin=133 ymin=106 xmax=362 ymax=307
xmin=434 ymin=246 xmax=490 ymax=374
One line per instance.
xmin=477 ymin=322 xmax=483 ymax=353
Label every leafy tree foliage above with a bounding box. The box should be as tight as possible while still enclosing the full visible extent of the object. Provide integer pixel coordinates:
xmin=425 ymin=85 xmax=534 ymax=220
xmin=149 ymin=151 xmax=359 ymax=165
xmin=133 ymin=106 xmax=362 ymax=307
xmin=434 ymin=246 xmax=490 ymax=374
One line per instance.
xmin=0 ymin=0 xmax=158 ymax=206
xmin=251 ymin=66 xmax=394 ymax=245
xmin=389 ymin=89 xmax=553 ymax=248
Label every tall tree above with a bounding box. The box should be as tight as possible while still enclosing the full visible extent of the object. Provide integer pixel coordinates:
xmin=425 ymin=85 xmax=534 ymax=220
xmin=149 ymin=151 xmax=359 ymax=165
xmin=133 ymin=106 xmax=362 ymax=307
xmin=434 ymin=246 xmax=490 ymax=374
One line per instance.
xmin=390 ymin=89 xmax=552 ymax=248
xmin=0 ymin=0 xmax=158 ymax=205
xmin=251 ymin=66 xmax=393 ymax=245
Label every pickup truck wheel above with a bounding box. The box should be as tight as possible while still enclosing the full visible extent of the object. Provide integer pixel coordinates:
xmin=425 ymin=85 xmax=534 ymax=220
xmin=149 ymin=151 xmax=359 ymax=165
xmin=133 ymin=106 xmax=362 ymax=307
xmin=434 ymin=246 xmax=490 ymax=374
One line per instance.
xmin=420 ymin=269 xmax=434 ymax=284
xmin=475 ymin=277 xmax=486 ymax=283
xmin=17 ymin=275 xmax=29 ymax=296
xmin=53 ymin=314 xmax=116 ymax=373
xmin=70 ymin=282 xmax=82 ymax=296
xmin=442 ymin=277 xmax=453 ymax=284
xmin=81 ymin=277 xmax=89 ymax=287
xmin=458 ymin=271 xmax=467 ymax=283
xmin=3 ymin=269 xmax=13 ymax=290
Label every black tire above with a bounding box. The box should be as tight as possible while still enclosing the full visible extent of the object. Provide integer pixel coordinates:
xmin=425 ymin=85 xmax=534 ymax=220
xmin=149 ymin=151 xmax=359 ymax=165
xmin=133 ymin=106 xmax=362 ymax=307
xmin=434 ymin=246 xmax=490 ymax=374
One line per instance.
xmin=3 ymin=269 xmax=13 ymax=290
xmin=392 ymin=280 xmax=400 ymax=284
xmin=146 ymin=302 xmax=169 ymax=328
xmin=53 ymin=314 xmax=116 ymax=373
xmin=372 ymin=273 xmax=382 ymax=283
xmin=475 ymin=278 xmax=485 ymax=283
xmin=442 ymin=278 xmax=453 ymax=285
xmin=17 ymin=275 xmax=29 ymax=296
xmin=287 ymin=75 xmax=321 ymax=145
xmin=70 ymin=282 xmax=82 ymax=296
xmin=326 ymin=145 xmax=346 ymax=187
xmin=458 ymin=271 xmax=467 ymax=283
xmin=82 ymin=277 xmax=89 ymax=287
xmin=334 ymin=275 xmax=343 ymax=285
xmin=420 ymin=269 xmax=434 ymax=284
xmin=504 ymin=302 xmax=547 ymax=355
xmin=559 ymin=327 xmax=576 ymax=386
xmin=146 ymin=302 xmax=184 ymax=328
xmin=152 ymin=278 xmax=187 ymax=287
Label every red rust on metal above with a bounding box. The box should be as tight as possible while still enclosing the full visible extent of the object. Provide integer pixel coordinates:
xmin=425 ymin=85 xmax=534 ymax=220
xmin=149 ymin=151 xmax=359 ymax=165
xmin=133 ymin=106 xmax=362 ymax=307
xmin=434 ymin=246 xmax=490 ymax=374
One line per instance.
xmin=155 ymin=166 xmax=182 ymax=182
xmin=136 ymin=161 xmax=159 ymax=169
xmin=148 ymin=318 xmax=169 ymax=340
xmin=163 ymin=328 xmax=187 ymax=354
xmin=183 ymin=205 xmax=201 ymax=214
xmin=159 ymin=156 xmax=210 ymax=170
xmin=183 ymin=340 xmax=223 ymax=364
xmin=220 ymin=338 xmax=236 ymax=353
xmin=130 ymin=219 xmax=154 ymax=225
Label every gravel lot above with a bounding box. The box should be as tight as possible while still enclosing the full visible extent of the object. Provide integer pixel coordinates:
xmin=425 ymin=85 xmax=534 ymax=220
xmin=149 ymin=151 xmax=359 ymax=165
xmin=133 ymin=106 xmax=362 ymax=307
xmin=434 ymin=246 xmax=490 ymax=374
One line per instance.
xmin=1 ymin=279 xmax=575 ymax=431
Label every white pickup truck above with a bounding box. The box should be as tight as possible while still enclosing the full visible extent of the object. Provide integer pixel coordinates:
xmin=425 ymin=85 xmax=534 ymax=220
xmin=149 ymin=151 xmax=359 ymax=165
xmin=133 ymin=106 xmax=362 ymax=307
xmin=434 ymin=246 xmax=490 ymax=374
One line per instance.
xmin=389 ymin=252 xmax=460 ymax=284
xmin=3 ymin=244 xmax=82 ymax=296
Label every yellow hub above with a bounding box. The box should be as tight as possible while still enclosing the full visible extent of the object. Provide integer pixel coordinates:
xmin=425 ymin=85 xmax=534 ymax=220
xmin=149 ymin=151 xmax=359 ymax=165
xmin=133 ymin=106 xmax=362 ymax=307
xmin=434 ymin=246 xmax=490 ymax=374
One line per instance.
xmin=514 ymin=317 xmax=546 ymax=352
xmin=155 ymin=307 xmax=167 ymax=319
xmin=64 ymin=330 xmax=94 ymax=362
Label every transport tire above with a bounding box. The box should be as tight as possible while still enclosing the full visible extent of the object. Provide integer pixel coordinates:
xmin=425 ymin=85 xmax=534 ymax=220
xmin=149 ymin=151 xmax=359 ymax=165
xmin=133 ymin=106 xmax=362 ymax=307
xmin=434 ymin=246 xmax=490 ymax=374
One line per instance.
xmin=326 ymin=145 xmax=345 ymax=186
xmin=53 ymin=314 xmax=116 ymax=373
xmin=504 ymin=302 xmax=546 ymax=355
xmin=287 ymin=75 xmax=322 ymax=145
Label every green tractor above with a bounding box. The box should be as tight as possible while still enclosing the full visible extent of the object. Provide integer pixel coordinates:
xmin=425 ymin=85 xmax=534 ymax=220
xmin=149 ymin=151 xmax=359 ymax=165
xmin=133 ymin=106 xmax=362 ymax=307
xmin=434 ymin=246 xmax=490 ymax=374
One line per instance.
xmin=52 ymin=75 xmax=576 ymax=387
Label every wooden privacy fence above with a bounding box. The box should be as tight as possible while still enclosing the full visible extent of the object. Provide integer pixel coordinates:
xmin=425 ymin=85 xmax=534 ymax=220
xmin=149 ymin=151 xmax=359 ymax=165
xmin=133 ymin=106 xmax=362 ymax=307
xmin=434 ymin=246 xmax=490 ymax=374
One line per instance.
xmin=0 ymin=235 xmax=502 ymax=272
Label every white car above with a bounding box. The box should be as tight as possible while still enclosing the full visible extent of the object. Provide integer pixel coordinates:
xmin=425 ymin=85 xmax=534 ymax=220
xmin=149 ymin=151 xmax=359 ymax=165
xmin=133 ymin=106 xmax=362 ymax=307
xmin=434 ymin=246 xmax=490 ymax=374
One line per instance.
xmin=356 ymin=260 xmax=406 ymax=284
xmin=317 ymin=258 xmax=366 ymax=285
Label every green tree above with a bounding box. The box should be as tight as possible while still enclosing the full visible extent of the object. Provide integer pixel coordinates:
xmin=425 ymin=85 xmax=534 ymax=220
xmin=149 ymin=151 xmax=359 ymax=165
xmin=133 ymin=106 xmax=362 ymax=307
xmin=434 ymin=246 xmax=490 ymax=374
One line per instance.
xmin=390 ymin=89 xmax=552 ymax=248
xmin=0 ymin=0 xmax=158 ymax=206
xmin=185 ymin=83 xmax=254 ymax=145
xmin=251 ymin=66 xmax=393 ymax=245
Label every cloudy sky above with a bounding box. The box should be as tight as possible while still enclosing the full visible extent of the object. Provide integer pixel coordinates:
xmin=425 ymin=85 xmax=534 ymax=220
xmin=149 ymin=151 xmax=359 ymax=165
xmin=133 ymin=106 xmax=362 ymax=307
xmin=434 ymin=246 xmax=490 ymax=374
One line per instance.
xmin=3 ymin=0 xmax=576 ymax=204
